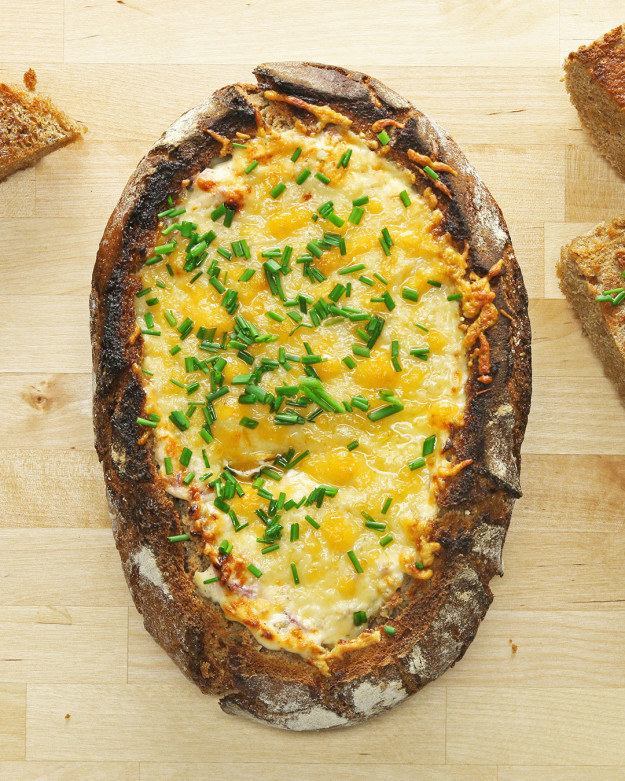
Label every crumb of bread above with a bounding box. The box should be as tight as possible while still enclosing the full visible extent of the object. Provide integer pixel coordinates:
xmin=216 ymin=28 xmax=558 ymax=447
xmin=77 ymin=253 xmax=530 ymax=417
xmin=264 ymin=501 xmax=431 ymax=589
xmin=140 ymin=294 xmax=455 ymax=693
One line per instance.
xmin=23 ymin=68 xmax=37 ymax=91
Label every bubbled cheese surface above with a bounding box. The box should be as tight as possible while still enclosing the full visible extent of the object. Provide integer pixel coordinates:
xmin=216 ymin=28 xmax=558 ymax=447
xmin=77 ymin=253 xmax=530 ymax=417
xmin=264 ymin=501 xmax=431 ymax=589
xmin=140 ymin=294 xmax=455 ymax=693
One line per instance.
xmin=137 ymin=126 xmax=470 ymax=664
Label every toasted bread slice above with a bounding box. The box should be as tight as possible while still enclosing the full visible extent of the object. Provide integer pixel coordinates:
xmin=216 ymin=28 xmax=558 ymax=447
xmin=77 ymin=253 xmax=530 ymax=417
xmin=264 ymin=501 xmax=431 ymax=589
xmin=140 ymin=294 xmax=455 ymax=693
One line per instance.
xmin=564 ymin=26 xmax=625 ymax=177
xmin=0 ymin=75 xmax=85 ymax=182
xmin=559 ymin=218 xmax=625 ymax=405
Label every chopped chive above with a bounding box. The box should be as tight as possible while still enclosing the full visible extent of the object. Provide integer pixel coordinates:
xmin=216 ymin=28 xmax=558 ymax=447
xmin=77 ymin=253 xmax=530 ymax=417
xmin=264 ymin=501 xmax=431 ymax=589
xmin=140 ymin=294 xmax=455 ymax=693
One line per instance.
xmin=305 ymin=514 xmax=320 ymax=529
xmin=423 ymin=434 xmax=436 ymax=456
xmin=409 ymin=457 xmax=426 ymax=470
xmin=353 ymin=344 xmax=371 ymax=358
xmin=613 ymin=291 xmax=625 ymax=306
xmin=153 ymin=241 xmax=177 ymax=255
xmin=290 ymin=523 xmax=299 ymax=542
xmin=291 ymin=562 xmax=300 ymax=584
xmin=314 ymin=172 xmax=330 ymax=184
xmin=349 ymin=205 xmax=364 ymax=225
xmin=427 ymin=279 xmax=442 ymax=287
xmin=245 ymin=160 xmax=259 ymax=174
xmin=218 ymin=540 xmax=233 ymax=556
xmin=347 ymin=440 xmax=359 ymax=451
xmin=164 ymin=457 xmax=173 ymax=475
xmin=261 ymin=543 xmax=280 ymax=554
xmin=347 ymin=550 xmax=363 ymax=574
xmin=353 ymin=195 xmax=369 ymax=206
xmin=211 ymin=203 xmax=226 ymax=221
xmin=365 ymin=520 xmax=386 ymax=531
xmin=168 ymin=534 xmax=190 ymax=542
xmin=180 ymin=447 xmax=192 ymax=467
xmin=359 ymin=275 xmax=374 ymax=286
xmin=232 ymin=142 xmax=247 ymax=149
xmin=377 ymin=130 xmax=390 ymax=145
xmin=380 ymin=534 xmax=393 ymax=547
xmin=137 ymin=417 xmax=157 ymax=428
xmin=169 ymin=410 xmax=190 ymax=431
xmin=384 ymin=624 xmax=396 ymax=635
xmin=203 ymin=576 xmax=219 ymax=585
xmin=247 ymin=563 xmax=262 ymax=578
xmin=266 ymin=310 xmax=285 ymax=322
xmin=447 ymin=293 xmax=462 ymax=301
xmin=141 ymin=367 xmax=154 ymax=377
xmin=240 ymin=416 xmax=258 ymax=429
xmin=291 ymin=147 xmax=302 ymax=162
xmin=307 ymin=241 xmax=323 ymax=259
xmin=399 ymin=189 xmax=411 ymax=207
xmin=136 ymin=287 xmax=152 ymax=298
xmin=141 ymin=328 xmax=161 ymax=336
xmin=296 ymin=168 xmax=311 ymax=185
xmin=379 ymin=236 xmax=391 ymax=256
xmin=199 ymin=427 xmax=213 ymax=444
xmin=353 ymin=610 xmax=367 ymax=626
xmin=423 ymin=165 xmax=439 ymax=180
xmin=239 ymin=268 xmax=256 ymax=282
xmin=339 ymin=263 xmax=366 ymax=276
xmin=373 ymin=272 xmax=388 ymax=285
xmin=368 ymin=404 xmax=403 ymax=422
xmin=164 ymin=310 xmax=177 ymax=327
xmin=182 ymin=472 xmax=195 ymax=485
xmin=402 ymin=287 xmax=419 ymax=302
xmin=343 ymin=355 xmax=357 ymax=369
xmin=146 ymin=294 xmax=159 ymax=303
xmin=270 ymin=182 xmax=286 ymax=199
xmin=410 ymin=347 xmax=430 ymax=360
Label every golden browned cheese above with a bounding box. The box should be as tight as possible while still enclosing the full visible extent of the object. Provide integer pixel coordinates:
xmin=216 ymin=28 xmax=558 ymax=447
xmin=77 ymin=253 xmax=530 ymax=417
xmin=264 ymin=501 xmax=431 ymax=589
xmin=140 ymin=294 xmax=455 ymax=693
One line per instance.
xmin=136 ymin=125 xmax=486 ymax=666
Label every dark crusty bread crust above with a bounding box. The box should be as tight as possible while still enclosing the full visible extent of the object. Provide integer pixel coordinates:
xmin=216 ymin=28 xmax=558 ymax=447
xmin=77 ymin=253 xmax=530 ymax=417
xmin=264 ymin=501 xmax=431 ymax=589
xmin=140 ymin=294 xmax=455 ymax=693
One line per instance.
xmin=565 ymin=25 xmax=625 ymax=177
xmin=91 ymin=63 xmax=531 ymax=729
xmin=558 ymin=218 xmax=625 ymax=406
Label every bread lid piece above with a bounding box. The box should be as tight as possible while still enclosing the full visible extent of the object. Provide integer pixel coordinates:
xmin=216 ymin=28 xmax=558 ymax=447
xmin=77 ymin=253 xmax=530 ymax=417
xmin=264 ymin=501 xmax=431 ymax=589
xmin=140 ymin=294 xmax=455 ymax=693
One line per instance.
xmin=0 ymin=73 xmax=85 ymax=182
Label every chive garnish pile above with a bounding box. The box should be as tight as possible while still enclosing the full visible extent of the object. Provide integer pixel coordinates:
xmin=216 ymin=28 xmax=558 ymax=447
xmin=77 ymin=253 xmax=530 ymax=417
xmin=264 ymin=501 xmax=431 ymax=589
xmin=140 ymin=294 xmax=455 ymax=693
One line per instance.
xmin=137 ymin=128 xmax=467 ymax=605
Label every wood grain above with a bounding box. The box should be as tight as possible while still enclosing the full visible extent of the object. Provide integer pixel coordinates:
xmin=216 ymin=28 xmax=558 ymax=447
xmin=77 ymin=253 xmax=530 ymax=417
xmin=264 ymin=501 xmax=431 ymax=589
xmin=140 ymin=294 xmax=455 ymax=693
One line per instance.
xmin=2 ymin=0 xmax=625 ymax=775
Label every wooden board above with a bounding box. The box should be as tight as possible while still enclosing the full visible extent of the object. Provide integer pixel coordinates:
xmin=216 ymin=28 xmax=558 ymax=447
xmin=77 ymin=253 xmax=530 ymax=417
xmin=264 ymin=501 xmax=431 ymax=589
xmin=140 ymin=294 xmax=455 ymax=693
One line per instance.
xmin=1 ymin=1 xmax=625 ymax=777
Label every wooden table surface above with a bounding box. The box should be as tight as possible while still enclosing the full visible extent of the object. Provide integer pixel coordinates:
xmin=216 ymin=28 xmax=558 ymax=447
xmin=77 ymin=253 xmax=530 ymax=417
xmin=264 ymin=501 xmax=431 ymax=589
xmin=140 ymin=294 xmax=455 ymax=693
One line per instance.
xmin=2 ymin=1 xmax=625 ymax=778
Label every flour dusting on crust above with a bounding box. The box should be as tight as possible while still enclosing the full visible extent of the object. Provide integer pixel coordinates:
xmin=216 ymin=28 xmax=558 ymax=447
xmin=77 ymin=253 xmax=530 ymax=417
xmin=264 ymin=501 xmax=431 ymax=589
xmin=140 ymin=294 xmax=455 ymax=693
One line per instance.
xmin=131 ymin=546 xmax=172 ymax=598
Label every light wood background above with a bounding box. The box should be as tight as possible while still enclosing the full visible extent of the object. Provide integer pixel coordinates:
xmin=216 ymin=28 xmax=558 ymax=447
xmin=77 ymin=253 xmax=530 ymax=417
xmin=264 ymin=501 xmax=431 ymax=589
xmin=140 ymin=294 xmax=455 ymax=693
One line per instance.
xmin=1 ymin=1 xmax=625 ymax=778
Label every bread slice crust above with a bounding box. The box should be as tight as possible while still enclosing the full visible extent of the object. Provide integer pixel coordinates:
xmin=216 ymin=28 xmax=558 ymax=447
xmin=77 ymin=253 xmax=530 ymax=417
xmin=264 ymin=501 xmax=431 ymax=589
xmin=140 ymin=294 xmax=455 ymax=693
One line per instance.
xmin=0 ymin=80 xmax=84 ymax=181
xmin=559 ymin=218 xmax=625 ymax=405
xmin=564 ymin=25 xmax=625 ymax=177
xmin=91 ymin=63 xmax=531 ymax=729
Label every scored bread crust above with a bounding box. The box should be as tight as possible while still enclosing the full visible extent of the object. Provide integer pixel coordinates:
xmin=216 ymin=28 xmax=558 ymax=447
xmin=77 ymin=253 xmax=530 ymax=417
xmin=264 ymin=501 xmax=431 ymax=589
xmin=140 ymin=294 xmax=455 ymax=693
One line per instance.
xmin=91 ymin=63 xmax=531 ymax=730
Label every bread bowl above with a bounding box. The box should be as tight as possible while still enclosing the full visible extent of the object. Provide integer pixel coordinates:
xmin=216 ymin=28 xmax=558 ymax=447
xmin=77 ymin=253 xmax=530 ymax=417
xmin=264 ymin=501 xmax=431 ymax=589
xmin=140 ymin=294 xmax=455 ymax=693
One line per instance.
xmin=91 ymin=62 xmax=531 ymax=729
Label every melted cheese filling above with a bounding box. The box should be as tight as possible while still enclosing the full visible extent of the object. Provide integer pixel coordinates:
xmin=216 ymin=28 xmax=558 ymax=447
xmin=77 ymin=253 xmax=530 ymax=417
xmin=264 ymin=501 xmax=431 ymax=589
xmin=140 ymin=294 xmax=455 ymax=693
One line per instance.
xmin=137 ymin=125 xmax=472 ymax=665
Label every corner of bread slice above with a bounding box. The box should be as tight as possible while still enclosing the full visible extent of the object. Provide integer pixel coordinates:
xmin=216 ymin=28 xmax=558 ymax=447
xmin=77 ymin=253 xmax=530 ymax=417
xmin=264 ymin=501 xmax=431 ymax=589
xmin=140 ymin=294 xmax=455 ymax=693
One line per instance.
xmin=563 ymin=26 xmax=625 ymax=178
xmin=0 ymin=81 xmax=86 ymax=182
xmin=558 ymin=218 xmax=625 ymax=407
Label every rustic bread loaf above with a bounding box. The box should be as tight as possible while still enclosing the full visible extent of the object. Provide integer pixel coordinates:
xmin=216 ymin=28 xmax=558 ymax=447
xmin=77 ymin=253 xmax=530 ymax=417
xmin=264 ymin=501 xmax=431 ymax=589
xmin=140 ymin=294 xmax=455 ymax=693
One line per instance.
xmin=0 ymin=72 xmax=85 ymax=182
xmin=564 ymin=25 xmax=625 ymax=177
xmin=559 ymin=218 xmax=625 ymax=406
xmin=92 ymin=62 xmax=531 ymax=729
